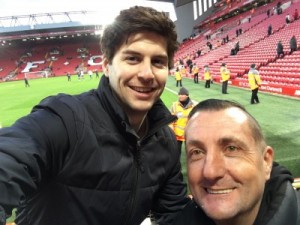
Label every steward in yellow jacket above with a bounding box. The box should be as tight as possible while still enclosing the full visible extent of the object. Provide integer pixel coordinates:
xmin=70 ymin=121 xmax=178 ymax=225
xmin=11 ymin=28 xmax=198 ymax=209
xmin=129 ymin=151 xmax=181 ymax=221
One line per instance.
xmin=170 ymin=87 xmax=194 ymax=151
xmin=175 ymin=67 xmax=182 ymax=87
xmin=248 ymin=63 xmax=262 ymax=104
xmin=220 ymin=63 xmax=230 ymax=94
xmin=192 ymin=64 xmax=199 ymax=83
xmin=203 ymin=65 xmax=211 ymax=88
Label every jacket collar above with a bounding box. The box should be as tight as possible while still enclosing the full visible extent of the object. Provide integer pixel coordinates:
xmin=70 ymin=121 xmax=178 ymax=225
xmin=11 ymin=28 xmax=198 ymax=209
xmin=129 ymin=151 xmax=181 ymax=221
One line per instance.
xmin=254 ymin=162 xmax=298 ymax=225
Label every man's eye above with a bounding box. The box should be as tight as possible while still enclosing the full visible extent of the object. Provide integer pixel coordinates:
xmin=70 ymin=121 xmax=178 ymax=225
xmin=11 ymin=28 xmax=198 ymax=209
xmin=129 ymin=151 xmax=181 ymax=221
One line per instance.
xmin=226 ymin=145 xmax=239 ymax=152
xmin=152 ymin=59 xmax=167 ymax=68
xmin=188 ymin=148 xmax=205 ymax=161
xmin=126 ymin=56 xmax=139 ymax=63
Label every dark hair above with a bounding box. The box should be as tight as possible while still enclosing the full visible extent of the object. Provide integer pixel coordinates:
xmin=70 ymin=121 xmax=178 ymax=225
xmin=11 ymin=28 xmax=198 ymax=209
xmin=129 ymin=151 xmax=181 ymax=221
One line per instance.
xmin=100 ymin=6 xmax=178 ymax=68
xmin=188 ymin=99 xmax=267 ymax=149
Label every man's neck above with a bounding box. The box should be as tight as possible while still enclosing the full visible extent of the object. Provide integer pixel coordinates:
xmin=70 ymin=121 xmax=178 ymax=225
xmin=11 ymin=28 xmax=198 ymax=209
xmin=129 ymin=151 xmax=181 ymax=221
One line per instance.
xmin=214 ymin=208 xmax=258 ymax=225
xmin=128 ymin=112 xmax=148 ymax=137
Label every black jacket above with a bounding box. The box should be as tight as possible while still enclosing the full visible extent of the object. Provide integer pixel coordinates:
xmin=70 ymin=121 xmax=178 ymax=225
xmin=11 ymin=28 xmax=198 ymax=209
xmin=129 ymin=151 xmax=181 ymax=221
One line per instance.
xmin=0 ymin=76 xmax=189 ymax=225
xmin=173 ymin=162 xmax=300 ymax=225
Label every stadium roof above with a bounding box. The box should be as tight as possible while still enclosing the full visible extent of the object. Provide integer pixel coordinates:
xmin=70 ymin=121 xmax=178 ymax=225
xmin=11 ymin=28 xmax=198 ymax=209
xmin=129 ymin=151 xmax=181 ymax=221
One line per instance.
xmin=146 ymin=0 xmax=194 ymax=7
xmin=0 ymin=0 xmax=178 ymax=44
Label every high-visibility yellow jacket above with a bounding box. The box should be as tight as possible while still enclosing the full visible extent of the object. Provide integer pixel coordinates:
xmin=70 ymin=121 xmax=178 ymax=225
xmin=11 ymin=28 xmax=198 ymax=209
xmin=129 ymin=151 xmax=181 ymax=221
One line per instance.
xmin=175 ymin=71 xmax=182 ymax=81
xmin=180 ymin=67 xmax=186 ymax=77
xmin=170 ymin=99 xmax=194 ymax=141
xmin=220 ymin=66 xmax=230 ymax=81
xmin=248 ymin=68 xmax=262 ymax=90
xmin=204 ymin=67 xmax=211 ymax=80
xmin=192 ymin=66 xmax=199 ymax=74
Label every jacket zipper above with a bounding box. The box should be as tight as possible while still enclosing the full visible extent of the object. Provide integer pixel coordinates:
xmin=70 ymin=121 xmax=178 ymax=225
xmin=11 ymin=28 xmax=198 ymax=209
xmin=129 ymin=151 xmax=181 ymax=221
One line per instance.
xmin=123 ymin=115 xmax=176 ymax=225
xmin=123 ymin=140 xmax=142 ymax=225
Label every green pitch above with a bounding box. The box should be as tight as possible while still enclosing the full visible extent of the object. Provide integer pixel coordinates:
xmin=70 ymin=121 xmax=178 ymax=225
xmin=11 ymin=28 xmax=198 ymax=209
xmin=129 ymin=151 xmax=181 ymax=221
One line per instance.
xmin=0 ymin=75 xmax=299 ymax=179
xmin=1 ymin=74 xmax=300 ymax=222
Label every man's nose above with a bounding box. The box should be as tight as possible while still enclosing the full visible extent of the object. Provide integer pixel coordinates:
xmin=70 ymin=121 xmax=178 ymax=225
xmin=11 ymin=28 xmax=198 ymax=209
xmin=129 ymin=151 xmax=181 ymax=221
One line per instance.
xmin=137 ymin=61 xmax=154 ymax=80
xmin=202 ymin=150 xmax=226 ymax=181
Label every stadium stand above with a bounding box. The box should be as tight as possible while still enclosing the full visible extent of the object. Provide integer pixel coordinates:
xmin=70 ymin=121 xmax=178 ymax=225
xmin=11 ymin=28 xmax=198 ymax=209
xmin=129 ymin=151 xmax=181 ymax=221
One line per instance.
xmin=174 ymin=0 xmax=300 ymax=98
xmin=0 ymin=35 xmax=102 ymax=81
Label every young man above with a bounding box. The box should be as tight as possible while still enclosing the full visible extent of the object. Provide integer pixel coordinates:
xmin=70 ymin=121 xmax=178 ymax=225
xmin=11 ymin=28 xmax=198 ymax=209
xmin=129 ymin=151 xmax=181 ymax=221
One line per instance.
xmin=0 ymin=6 xmax=189 ymax=225
xmin=174 ymin=99 xmax=300 ymax=225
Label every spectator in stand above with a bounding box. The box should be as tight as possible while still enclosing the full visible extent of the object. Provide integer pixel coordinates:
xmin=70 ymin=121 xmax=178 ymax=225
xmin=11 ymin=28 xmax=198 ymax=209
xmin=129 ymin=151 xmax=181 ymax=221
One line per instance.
xmin=173 ymin=99 xmax=300 ymax=225
xmin=268 ymin=24 xmax=272 ymax=36
xmin=192 ymin=63 xmax=199 ymax=84
xmin=236 ymin=29 xmax=239 ymax=37
xmin=276 ymin=40 xmax=284 ymax=58
xmin=267 ymin=8 xmax=271 ymax=17
xmin=207 ymin=41 xmax=213 ymax=51
xmin=170 ymin=87 xmax=194 ymax=152
xmin=203 ymin=65 xmax=211 ymax=88
xmin=286 ymin=14 xmax=291 ymax=24
xmin=186 ymin=57 xmax=193 ymax=73
xmin=239 ymin=28 xmax=242 ymax=35
xmin=230 ymin=48 xmax=236 ymax=55
xmin=290 ymin=35 xmax=297 ymax=53
xmin=179 ymin=58 xmax=184 ymax=65
xmin=277 ymin=1 xmax=282 ymax=14
xmin=293 ymin=8 xmax=299 ymax=21
xmin=196 ymin=49 xmax=201 ymax=57
xmin=220 ymin=63 xmax=230 ymax=94
xmin=234 ymin=41 xmax=240 ymax=54
xmin=0 ymin=6 xmax=189 ymax=225
xmin=175 ymin=67 xmax=183 ymax=87
xmin=248 ymin=64 xmax=262 ymax=104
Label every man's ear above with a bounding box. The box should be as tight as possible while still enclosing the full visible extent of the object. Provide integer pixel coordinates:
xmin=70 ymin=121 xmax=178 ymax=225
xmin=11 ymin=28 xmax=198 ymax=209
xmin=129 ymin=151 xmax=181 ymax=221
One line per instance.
xmin=263 ymin=146 xmax=274 ymax=181
xmin=102 ymin=57 xmax=109 ymax=77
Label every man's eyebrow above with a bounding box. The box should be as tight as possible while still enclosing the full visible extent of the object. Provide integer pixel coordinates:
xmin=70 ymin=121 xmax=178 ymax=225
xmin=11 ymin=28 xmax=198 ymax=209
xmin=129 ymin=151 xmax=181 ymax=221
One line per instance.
xmin=121 ymin=49 xmax=168 ymax=59
xmin=186 ymin=139 xmax=205 ymax=150
xmin=121 ymin=50 xmax=141 ymax=55
xmin=217 ymin=136 xmax=247 ymax=148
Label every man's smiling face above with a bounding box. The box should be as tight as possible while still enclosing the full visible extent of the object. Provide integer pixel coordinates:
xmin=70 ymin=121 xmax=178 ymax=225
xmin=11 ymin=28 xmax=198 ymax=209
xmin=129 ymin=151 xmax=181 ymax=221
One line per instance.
xmin=103 ymin=31 xmax=169 ymax=117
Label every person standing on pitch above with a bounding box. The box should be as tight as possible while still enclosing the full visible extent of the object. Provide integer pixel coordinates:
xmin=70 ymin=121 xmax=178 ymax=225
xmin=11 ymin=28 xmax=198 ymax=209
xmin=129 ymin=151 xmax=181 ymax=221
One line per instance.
xmin=248 ymin=63 xmax=262 ymax=104
xmin=24 ymin=75 xmax=30 ymax=87
xmin=203 ymin=65 xmax=211 ymax=88
xmin=220 ymin=63 xmax=230 ymax=94
xmin=192 ymin=63 xmax=199 ymax=84
xmin=175 ymin=67 xmax=183 ymax=87
xmin=170 ymin=87 xmax=194 ymax=152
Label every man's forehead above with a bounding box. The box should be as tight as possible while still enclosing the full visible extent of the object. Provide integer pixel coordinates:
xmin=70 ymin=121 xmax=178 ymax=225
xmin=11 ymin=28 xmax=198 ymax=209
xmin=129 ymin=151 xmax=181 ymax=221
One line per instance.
xmin=188 ymin=107 xmax=248 ymax=126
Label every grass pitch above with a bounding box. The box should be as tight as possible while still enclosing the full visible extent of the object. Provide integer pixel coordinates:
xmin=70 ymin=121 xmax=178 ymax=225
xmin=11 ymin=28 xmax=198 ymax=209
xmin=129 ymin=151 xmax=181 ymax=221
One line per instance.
xmin=1 ymin=74 xmax=300 ymax=222
xmin=0 ymin=75 xmax=299 ymax=174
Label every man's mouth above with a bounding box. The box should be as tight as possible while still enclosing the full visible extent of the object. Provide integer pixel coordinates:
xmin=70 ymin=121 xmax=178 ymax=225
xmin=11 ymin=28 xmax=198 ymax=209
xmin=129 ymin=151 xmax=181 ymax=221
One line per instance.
xmin=206 ymin=188 xmax=234 ymax=194
xmin=131 ymin=86 xmax=154 ymax=93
